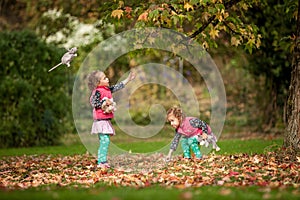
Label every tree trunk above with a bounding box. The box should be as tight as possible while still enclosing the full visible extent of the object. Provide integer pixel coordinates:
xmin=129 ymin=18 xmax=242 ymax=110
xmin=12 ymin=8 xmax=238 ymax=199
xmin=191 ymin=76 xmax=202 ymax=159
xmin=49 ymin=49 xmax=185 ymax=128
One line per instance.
xmin=284 ymin=0 xmax=300 ymax=152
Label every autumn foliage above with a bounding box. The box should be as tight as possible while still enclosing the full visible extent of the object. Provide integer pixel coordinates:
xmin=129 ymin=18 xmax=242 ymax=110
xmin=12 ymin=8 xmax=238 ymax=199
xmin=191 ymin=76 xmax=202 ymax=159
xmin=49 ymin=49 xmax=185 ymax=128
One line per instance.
xmin=1 ymin=152 xmax=299 ymax=190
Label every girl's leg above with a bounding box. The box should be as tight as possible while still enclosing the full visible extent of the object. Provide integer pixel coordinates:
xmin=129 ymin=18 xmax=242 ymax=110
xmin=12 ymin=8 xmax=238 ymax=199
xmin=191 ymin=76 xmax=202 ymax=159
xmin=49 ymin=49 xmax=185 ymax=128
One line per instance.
xmin=181 ymin=137 xmax=191 ymax=158
xmin=98 ymin=134 xmax=110 ymax=164
xmin=188 ymin=137 xmax=202 ymax=159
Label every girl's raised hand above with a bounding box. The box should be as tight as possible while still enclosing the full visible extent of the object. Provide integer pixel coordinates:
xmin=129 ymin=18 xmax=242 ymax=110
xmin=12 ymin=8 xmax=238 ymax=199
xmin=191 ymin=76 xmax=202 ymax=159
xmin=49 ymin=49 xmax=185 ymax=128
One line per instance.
xmin=123 ymin=71 xmax=136 ymax=85
xmin=128 ymin=71 xmax=136 ymax=81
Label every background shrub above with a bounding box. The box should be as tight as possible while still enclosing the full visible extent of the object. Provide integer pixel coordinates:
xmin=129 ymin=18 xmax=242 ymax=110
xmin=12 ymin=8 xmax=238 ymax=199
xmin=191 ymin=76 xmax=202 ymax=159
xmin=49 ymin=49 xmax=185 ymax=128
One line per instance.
xmin=0 ymin=30 xmax=74 ymax=147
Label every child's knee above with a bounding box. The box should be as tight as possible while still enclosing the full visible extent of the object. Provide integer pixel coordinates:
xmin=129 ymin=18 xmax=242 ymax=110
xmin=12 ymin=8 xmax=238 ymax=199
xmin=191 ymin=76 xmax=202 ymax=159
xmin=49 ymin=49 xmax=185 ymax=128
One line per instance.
xmin=188 ymin=137 xmax=198 ymax=145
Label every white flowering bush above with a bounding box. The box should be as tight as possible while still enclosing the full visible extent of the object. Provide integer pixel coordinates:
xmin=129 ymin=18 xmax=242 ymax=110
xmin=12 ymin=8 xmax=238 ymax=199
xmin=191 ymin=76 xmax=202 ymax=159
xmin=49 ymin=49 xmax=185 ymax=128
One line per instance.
xmin=36 ymin=9 xmax=114 ymax=48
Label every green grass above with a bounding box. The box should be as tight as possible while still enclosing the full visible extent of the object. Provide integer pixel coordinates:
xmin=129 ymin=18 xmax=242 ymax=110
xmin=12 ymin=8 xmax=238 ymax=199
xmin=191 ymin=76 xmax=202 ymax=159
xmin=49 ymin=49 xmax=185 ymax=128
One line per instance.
xmin=0 ymin=144 xmax=87 ymax=157
xmin=217 ymin=138 xmax=283 ymax=155
xmin=0 ymin=138 xmax=283 ymax=157
xmin=115 ymin=138 xmax=283 ymax=154
xmin=1 ymin=184 xmax=298 ymax=200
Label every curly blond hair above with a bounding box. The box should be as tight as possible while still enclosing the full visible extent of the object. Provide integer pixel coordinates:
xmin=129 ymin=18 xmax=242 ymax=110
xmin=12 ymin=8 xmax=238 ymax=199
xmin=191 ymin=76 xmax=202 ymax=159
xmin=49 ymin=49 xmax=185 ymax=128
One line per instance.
xmin=166 ymin=106 xmax=185 ymax=124
xmin=87 ymin=70 xmax=104 ymax=91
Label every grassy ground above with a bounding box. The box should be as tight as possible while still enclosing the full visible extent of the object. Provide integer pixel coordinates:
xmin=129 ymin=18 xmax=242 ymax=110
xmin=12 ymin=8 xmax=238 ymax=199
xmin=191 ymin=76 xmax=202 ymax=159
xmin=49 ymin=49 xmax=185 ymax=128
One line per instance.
xmin=115 ymin=138 xmax=283 ymax=154
xmin=0 ymin=136 xmax=298 ymax=200
xmin=0 ymin=138 xmax=283 ymax=157
xmin=1 ymin=184 xmax=298 ymax=200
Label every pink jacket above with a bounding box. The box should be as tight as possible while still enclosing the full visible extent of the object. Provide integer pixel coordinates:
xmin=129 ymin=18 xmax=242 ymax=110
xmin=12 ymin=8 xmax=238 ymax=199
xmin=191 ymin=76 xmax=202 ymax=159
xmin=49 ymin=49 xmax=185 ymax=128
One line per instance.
xmin=176 ymin=117 xmax=211 ymax=137
xmin=90 ymin=86 xmax=114 ymax=120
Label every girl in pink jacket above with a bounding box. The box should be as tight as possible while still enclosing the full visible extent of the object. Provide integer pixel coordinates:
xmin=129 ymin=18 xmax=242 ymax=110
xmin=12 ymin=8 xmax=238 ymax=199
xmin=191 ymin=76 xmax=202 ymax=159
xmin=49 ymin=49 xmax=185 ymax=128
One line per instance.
xmin=165 ymin=106 xmax=218 ymax=161
xmin=87 ymin=70 xmax=135 ymax=168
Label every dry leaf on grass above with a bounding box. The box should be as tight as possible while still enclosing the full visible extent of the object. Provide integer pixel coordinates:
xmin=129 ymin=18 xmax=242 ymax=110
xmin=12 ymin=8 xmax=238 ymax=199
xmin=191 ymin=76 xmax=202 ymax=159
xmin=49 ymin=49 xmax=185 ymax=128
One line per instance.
xmin=0 ymin=152 xmax=299 ymax=190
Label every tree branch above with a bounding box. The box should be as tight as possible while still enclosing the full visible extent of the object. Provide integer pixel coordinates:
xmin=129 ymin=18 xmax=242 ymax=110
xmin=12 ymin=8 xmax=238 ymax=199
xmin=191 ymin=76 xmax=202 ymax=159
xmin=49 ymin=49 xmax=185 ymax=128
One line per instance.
xmin=189 ymin=16 xmax=215 ymax=38
xmin=189 ymin=0 xmax=243 ymax=38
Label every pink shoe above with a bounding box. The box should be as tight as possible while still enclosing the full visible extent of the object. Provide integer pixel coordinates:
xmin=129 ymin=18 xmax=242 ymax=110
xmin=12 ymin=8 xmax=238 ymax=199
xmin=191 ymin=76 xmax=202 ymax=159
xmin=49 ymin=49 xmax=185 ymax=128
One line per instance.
xmin=97 ymin=162 xmax=110 ymax=168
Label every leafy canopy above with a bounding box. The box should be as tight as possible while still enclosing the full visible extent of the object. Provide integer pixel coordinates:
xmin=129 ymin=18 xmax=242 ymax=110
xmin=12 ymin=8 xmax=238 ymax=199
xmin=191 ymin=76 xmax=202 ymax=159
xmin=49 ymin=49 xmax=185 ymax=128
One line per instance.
xmin=108 ymin=0 xmax=262 ymax=53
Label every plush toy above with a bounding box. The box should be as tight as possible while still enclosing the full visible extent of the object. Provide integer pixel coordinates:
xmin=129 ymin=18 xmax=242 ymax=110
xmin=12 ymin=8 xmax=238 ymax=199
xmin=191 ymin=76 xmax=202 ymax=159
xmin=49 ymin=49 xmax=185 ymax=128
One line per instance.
xmin=198 ymin=132 xmax=220 ymax=151
xmin=101 ymin=98 xmax=116 ymax=114
xmin=48 ymin=47 xmax=78 ymax=72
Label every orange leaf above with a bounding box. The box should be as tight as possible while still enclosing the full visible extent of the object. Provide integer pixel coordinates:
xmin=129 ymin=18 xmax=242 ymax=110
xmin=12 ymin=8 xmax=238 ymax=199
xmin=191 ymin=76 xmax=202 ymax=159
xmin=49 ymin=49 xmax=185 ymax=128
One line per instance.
xmin=138 ymin=12 xmax=148 ymax=21
xmin=111 ymin=9 xmax=124 ymax=19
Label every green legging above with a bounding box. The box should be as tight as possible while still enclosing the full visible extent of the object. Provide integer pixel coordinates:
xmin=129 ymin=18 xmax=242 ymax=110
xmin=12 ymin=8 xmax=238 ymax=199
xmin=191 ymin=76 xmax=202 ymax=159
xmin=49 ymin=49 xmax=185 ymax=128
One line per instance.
xmin=98 ymin=134 xmax=110 ymax=164
xmin=181 ymin=136 xmax=202 ymax=159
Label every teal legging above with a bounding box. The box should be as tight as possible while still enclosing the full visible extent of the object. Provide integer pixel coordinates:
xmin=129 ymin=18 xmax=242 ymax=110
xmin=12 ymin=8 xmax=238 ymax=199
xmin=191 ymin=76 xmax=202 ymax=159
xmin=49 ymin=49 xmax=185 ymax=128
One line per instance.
xmin=98 ymin=134 xmax=110 ymax=164
xmin=181 ymin=136 xmax=202 ymax=159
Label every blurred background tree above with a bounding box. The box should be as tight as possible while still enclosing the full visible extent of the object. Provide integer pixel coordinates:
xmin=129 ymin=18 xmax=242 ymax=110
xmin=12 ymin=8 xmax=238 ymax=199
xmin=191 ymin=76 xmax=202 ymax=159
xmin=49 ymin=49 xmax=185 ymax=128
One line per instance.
xmin=0 ymin=30 xmax=73 ymax=147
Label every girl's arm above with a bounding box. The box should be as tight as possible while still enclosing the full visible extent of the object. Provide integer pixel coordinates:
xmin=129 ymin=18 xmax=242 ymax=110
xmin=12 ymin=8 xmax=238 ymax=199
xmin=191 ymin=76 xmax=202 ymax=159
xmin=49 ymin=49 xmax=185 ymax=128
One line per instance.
xmin=190 ymin=118 xmax=208 ymax=139
xmin=166 ymin=132 xmax=181 ymax=161
xmin=90 ymin=90 xmax=105 ymax=109
xmin=110 ymin=71 xmax=136 ymax=93
xmin=109 ymin=82 xmax=125 ymax=93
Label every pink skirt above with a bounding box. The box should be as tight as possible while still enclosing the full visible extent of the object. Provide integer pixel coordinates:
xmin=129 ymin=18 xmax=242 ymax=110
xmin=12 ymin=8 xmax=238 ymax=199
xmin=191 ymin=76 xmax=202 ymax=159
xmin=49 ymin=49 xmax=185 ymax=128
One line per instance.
xmin=91 ymin=120 xmax=115 ymax=135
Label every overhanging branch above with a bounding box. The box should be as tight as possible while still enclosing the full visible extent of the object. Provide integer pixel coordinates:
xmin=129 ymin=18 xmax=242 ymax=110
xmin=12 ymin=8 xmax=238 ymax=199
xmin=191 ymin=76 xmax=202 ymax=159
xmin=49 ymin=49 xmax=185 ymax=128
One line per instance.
xmin=189 ymin=0 xmax=243 ymax=38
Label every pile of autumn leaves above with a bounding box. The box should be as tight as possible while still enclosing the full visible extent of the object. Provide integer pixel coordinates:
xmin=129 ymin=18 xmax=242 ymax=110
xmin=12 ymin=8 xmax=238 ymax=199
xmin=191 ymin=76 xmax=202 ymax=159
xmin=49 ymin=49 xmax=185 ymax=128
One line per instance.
xmin=0 ymin=151 xmax=299 ymax=190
